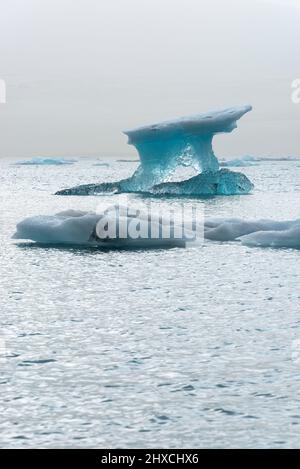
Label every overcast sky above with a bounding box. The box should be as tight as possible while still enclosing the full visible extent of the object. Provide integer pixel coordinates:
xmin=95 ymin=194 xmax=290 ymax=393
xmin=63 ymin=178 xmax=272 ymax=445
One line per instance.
xmin=0 ymin=0 xmax=300 ymax=158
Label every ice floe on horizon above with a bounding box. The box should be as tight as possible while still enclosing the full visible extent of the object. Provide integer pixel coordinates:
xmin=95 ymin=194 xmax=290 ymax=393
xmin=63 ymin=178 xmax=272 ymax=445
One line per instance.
xmin=220 ymin=156 xmax=258 ymax=167
xmin=15 ymin=157 xmax=77 ymax=166
xmin=116 ymin=159 xmax=139 ymax=163
xmin=220 ymin=155 xmax=300 ymax=166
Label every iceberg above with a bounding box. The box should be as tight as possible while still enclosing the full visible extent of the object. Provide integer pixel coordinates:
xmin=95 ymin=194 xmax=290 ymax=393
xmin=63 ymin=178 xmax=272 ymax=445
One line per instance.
xmin=15 ymin=157 xmax=77 ymax=166
xmin=56 ymin=105 xmax=253 ymax=197
xmin=124 ymin=105 xmax=250 ymax=180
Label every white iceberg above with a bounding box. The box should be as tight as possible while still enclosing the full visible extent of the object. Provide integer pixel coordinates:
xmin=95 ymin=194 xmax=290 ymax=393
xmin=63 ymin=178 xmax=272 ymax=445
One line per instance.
xmin=205 ymin=218 xmax=300 ymax=248
xmin=12 ymin=208 xmax=193 ymax=249
xmin=13 ymin=210 xmax=300 ymax=250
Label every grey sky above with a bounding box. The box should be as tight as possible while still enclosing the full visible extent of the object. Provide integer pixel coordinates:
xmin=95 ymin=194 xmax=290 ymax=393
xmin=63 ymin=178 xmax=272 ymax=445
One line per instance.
xmin=0 ymin=0 xmax=299 ymax=158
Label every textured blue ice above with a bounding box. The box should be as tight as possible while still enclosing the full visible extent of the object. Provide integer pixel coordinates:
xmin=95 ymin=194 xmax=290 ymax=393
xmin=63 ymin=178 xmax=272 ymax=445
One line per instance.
xmin=56 ymin=106 xmax=253 ymax=196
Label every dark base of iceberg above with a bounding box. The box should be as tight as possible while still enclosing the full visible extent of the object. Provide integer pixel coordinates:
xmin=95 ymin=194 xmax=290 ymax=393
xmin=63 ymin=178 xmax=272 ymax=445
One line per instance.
xmin=150 ymin=169 xmax=253 ymax=196
xmin=55 ymin=169 xmax=253 ymax=197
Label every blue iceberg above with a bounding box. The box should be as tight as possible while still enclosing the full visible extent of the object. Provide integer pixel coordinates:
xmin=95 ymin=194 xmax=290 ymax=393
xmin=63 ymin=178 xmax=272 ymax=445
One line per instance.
xmin=56 ymin=105 xmax=254 ymax=196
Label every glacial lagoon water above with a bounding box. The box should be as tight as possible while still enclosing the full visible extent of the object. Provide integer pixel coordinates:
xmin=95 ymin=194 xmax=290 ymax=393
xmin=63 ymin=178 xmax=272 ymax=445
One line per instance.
xmin=1 ymin=157 xmax=300 ymax=448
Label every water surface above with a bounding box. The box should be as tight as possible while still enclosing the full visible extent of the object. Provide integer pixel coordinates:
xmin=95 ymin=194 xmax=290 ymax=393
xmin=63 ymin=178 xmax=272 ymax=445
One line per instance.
xmin=1 ymin=157 xmax=300 ymax=448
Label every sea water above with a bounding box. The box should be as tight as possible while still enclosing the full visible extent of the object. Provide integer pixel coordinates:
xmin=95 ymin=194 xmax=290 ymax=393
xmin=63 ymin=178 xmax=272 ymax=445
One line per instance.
xmin=1 ymin=157 xmax=300 ymax=448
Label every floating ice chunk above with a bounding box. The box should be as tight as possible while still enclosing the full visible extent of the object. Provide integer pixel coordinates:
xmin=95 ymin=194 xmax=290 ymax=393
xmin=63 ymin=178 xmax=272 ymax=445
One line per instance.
xmin=12 ymin=208 xmax=191 ymax=249
xmin=92 ymin=162 xmax=110 ymax=167
xmin=116 ymin=159 xmax=139 ymax=163
xmin=12 ymin=210 xmax=101 ymax=244
xmin=204 ymin=218 xmax=300 ymax=248
xmin=14 ymin=212 xmax=300 ymax=250
xmin=221 ymin=156 xmax=300 ymax=163
xmin=254 ymin=156 xmax=300 ymax=162
xmin=56 ymin=169 xmax=253 ymax=197
xmin=15 ymin=157 xmax=77 ymax=166
xmin=240 ymin=227 xmax=300 ymax=248
xmin=220 ymin=156 xmax=258 ymax=167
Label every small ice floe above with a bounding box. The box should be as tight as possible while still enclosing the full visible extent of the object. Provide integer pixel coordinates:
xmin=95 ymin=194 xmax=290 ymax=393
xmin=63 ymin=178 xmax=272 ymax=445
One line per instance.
xmin=116 ymin=159 xmax=139 ymax=163
xmin=205 ymin=218 xmax=300 ymax=248
xmin=92 ymin=162 xmax=110 ymax=167
xmin=15 ymin=157 xmax=77 ymax=166
xmin=220 ymin=156 xmax=300 ymax=166
xmin=12 ymin=207 xmax=198 ymax=250
xmin=220 ymin=156 xmax=258 ymax=167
